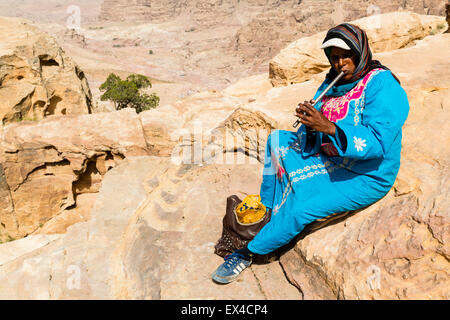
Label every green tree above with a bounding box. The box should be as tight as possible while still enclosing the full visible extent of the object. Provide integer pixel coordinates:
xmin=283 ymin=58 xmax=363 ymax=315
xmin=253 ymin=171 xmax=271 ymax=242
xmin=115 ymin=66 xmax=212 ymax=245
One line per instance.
xmin=99 ymin=73 xmax=159 ymax=113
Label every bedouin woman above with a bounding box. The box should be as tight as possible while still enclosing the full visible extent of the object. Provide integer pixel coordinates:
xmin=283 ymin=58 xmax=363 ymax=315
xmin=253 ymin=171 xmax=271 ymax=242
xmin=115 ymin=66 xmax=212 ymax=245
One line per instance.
xmin=212 ymin=23 xmax=410 ymax=284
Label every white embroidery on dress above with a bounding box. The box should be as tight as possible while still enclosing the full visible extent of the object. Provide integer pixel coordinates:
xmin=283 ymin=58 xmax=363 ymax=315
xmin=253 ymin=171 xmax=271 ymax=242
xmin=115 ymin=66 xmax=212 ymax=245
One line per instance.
xmin=353 ymin=69 xmax=381 ymax=126
xmin=353 ymin=136 xmax=367 ymax=152
xmin=275 ymin=140 xmax=302 ymax=161
xmin=273 ymin=182 xmax=292 ymax=215
xmin=273 ymin=158 xmax=357 ymax=214
xmin=276 ymin=146 xmax=289 ymax=159
xmin=360 ymin=90 xmax=366 ymax=117
xmin=291 ymin=169 xmax=328 ymax=183
xmin=354 ymin=98 xmax=360 ymax=126
xmin=288 ymin=163 xmax=326 ymax=178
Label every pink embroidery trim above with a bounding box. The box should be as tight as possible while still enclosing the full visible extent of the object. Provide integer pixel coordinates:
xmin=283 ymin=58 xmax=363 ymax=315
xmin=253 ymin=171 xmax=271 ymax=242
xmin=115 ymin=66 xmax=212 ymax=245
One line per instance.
xmin=277 ymin=166 xmax=286 ymax=179
xmin=271 ymin=152 xmax=286 ymax=181
xmin=321 ymin=143 xmax=339 ymax=157
xmin=320 ymin=68 xmax=383 ymax=123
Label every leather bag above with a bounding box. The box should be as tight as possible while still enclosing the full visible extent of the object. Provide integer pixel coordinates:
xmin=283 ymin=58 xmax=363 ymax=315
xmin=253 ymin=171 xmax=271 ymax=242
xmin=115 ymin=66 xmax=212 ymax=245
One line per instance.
xmin=214 ymin=195 xmax=271 ymax=258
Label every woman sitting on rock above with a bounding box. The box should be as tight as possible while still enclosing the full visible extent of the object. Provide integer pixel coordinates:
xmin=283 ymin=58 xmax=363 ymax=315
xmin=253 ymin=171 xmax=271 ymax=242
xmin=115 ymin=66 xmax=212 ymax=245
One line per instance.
xmin=212 ymin=23 xmax=410 ymax=284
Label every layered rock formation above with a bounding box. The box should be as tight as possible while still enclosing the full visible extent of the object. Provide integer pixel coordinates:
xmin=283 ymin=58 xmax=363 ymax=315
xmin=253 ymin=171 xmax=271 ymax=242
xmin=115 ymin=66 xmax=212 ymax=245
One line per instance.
xmin=0 ymin=11 xmax=448 ymax=299
xmin=0 ymin=108 xmax=150 ymax=242
xmin=100 ymin=0 xmax=446 ymax=25
xmin=0 ymin=156 xmax=302 ymax=299
xmin=446 ymin=0 xmax=450 ymax=32
xmin=17 ymin=0 xmax=445 ymax=111
xmin=269 ymin=11 xmax=447 ymax=86
xmin=0 ymin=17 xmax=93 ymax=125
xmin=100 ymin=0 xmax=287 ymax=25
xmin=100 ymin=0 xmax=185 ymax=24
xmin=100 ymin=0 xmax=447 ymax=75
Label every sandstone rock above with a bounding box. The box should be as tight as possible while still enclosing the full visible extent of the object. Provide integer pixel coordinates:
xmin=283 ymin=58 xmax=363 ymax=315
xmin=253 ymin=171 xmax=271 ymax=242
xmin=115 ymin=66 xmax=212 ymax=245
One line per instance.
xmin=204 ymin=107 xmax=277 ymax=164
xmin=0 ymin=234 xmax=62 ymax=266
xmin=100 ymin=0 xmax=185 ymax=24
xmin=233 ymin=0 xmax=445 ymax=69
xmin=0 ymin=156 xmax=302 ymax=299
xmin=99 ymin=0 xmax=447 ymax=25
xmin=138 ymin=104 xmax=181 ymax=157
xmin=222 ymin=73 xmax=273 ymax=101
xmin=32 ymin=193 xmax=97 ymax=235
xmin=98 ymin=0 xmax=446 ymax=83
xmin=161 ymin=89 xmax=279 ymax=166
xmin=7 ymin=1 xmax=443 ymax=109
xmin=269 ymin=12 xmax=447 ymax=87
xmin=100 ymin=0 xmax=295 ymax=27
xmin=446 ymin=1 xmax=450 ymax=33
xmin=0 ymin=108 xmax=149 ymax=242
xmin=280 ymin=186 xmax=449 ymax=299
xmin=0 ymin=17 xmax=93 ymax=124
xmin=62 ymin=29 xmax=87 ymax=48
xmin=222 ymin=72 xmax=325 ymax=131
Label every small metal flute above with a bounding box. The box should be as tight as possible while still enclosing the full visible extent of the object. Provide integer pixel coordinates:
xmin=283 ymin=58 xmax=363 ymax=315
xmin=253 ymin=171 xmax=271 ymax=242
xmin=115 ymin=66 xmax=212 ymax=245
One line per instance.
xmin=292 ymin=70 xmax=346 ymax=128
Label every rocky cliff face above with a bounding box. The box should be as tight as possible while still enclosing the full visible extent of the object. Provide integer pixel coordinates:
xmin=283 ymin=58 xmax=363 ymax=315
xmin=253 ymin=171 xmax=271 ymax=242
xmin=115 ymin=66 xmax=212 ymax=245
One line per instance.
xmin=0 ymin=109 xmax=149 ymax=242
xmin=446 ymin=0 xmax=450 ymax=32
xmin=100 ymin=0 xmax=446 ymax=24
xmin=100 ymin=0 xmax=447 ymax=74
xmin=0 ymin=11 xmax=448 ymax=299
xmin=0 ymin=17 xmax=93 ymax=125
xmin=100 ymin=0 xmax=289 ymax=25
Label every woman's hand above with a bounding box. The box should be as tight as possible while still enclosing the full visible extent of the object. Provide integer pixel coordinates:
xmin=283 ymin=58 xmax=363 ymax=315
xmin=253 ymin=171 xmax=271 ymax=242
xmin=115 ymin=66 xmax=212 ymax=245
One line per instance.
xmin=295 ymin=100 xmax=336 ymax=136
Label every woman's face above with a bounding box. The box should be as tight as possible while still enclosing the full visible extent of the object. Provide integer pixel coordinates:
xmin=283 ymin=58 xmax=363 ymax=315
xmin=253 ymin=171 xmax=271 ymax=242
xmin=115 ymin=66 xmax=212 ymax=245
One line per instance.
xmin=329 ymin=47 xmax=357 ymax=81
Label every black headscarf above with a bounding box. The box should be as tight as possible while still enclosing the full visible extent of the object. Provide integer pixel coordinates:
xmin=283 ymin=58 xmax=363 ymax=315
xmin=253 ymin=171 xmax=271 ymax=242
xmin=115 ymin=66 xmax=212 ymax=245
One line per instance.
xmin=322 ymin=23 xmax=401 ymax=84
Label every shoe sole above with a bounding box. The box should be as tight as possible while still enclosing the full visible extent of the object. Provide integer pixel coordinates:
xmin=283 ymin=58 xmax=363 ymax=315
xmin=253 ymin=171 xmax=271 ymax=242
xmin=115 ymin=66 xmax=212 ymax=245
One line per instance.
xmin=211 ymin=262 xmax=252 ymax=284
xmin=211 ymin=271 xmax=239 ymax=284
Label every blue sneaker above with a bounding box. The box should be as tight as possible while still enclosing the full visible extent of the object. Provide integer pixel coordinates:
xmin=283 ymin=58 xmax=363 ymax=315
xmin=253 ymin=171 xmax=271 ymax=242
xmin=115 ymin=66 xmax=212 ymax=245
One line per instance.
xmin=212 ymin=251 xmax=252 ymax=284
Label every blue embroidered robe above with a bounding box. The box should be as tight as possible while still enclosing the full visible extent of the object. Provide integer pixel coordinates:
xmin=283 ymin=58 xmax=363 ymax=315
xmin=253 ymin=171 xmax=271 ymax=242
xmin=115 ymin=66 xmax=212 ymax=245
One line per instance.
xmin=247 ymin=68 xmax=410 ymax=255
